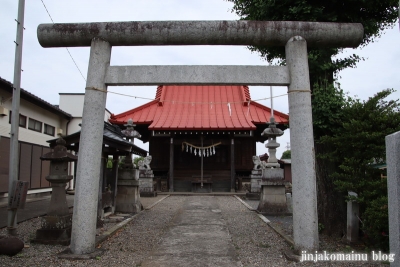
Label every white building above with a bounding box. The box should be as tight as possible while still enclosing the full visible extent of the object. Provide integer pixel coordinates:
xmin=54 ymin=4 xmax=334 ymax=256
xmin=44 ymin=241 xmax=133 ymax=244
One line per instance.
xmin=58 ymin=93 xmax=111 ymax=135
xmin=0 ymin=77 xmax=72 ymax=197
xmin=0 ymin=77 xmax=132 ymax=199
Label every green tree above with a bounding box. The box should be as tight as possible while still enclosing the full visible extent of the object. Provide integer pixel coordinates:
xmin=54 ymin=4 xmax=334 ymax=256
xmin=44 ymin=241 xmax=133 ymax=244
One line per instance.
xmin=106 ymin=156 xmax=128 ymax=168
xmin=106 ymin=156 xmax=144 ymax=169
xmin=106 ymin=156 xmax=113 ymax=168
xmin=311 ymin=82 xmax=348 ymax=236
xmin=228 ymin=0 xmax=398 ymax=87
xmin=320 ymin=89 xmax=400 ymax=250
xmin=119 ymin=156 xmax=126 ymax=167
xmin=133 ymin=156 xmax=144 ymax=167
xmin=281 ymin=150 xmax=291 ymax=159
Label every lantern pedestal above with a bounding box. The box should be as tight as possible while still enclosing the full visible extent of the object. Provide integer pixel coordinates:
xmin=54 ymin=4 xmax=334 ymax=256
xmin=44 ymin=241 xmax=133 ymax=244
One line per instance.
xmin=115 ymin=169 xmax=142 ymax=213
xmin=34 ymin=176 xmax=73 ymax=245
xmin=35 ymin=214 xmax=72 ymax=246
xmin=250 ymin=169 xmax=262 ymax=192
xmin=257 ymin=169 xmax=290 ymax=215
xmin=138 ymin=157 xmax=156 ymax=197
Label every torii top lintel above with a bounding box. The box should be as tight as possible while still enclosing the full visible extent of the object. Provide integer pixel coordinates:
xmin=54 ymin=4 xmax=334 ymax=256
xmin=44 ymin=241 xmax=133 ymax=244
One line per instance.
xmin=37 ymin=20 xmax=363 ymax=48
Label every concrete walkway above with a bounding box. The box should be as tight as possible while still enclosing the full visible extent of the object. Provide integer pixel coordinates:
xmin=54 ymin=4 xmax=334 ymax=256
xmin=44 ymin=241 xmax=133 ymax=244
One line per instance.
xmin=141 ymin=197 xmax=241 ymax=267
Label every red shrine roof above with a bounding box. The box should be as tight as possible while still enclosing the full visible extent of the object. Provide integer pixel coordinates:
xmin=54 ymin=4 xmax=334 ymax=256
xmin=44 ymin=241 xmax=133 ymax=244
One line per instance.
xmin=109 ymin=85 xmax=288 ymax=130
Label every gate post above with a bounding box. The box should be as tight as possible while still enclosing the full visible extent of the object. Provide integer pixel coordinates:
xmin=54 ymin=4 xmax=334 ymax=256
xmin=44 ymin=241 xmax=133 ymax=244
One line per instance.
xmin=70 ymin=38 xmax=111 ymax=255
xmin=386 ymin=131 xmax=400 ymax=267
xmin=285 ymin=36 xmax=319 ymax=252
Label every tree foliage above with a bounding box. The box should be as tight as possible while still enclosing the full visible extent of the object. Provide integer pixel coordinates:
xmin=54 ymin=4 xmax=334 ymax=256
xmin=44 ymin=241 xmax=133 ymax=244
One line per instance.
xmin=310 ymin=81 xmax=348 ymax=235
xmin=281 ymin=150 xmax=291 ymax=159
xmin=321 ymin=89 xmax=400 ymax=196
xmin=320 ymin=89 xmax=400 ymax=249
xmin=106 ymin=156 xmax=145 ymax=169
xmin=228 ymin=0 xmax=398 ymax=86
xmin=133 ymin=156 xmax=144 ymax=167
xmin=106 ymin=156 xmax=126 ymax=168
xmin=312 ymin=81 xmax=347 ymax=137
xmin=106 ymin=156 xmax=113 ymax=168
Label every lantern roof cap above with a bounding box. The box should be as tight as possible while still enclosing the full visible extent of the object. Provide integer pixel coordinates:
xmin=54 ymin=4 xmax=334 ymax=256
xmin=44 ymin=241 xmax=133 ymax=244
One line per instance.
xmin=41 ymin=137 xmax=77 ymax=162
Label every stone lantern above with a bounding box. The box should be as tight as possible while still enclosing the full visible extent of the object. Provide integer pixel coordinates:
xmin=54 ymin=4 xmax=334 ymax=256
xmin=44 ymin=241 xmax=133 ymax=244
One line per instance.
xmin=258 ymin=118 xmax=290 ymax=215
xmin=115 ymin=119 xmax=143 ymax=213
xmin=34 ymin=137 xmax=77 ymax=245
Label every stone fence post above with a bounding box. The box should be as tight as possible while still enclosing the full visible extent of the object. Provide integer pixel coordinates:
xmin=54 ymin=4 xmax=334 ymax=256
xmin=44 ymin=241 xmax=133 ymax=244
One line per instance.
xmin=346 ymin=191 xmax=359 ymax=243
xmin=386 ymin=131 xmax=400 ymax=267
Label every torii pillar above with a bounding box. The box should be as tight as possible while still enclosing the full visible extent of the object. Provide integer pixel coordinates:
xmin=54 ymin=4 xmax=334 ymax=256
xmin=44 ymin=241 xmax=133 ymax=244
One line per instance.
xmin=286 ymin=36 xmax=318 ymax=251
xmin=70 ymin=38 xmax=111 ymax=255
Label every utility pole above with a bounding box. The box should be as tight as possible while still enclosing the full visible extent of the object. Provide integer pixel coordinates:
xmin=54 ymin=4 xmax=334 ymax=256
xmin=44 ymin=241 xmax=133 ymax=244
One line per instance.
xmin=8 ymin=0 xmax=26 ymax=236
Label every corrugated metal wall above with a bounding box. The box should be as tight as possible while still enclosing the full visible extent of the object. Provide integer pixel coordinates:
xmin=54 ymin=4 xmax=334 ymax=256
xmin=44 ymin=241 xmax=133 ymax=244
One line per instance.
xmin=0 ymin=136 xmax=51 ymax=193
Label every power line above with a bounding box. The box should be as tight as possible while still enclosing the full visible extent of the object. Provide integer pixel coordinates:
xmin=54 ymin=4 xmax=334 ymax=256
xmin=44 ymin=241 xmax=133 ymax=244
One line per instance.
xmin=40 ymin=0 xmax=86 ymax=82
xmin=87 ymin=86 xmax=288 ymax=105
xmin=39 ymin=0 xmax=54 ymax=22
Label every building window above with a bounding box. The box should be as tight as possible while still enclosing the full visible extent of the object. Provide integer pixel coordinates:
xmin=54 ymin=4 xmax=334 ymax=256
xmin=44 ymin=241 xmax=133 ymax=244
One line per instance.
xmin=44 ymin=124 xmax=55 ymax=136
xmin=8 ymin=111 xmax=27 ymax=128
xmin=28 ymin=118 xmax=42 ymax=132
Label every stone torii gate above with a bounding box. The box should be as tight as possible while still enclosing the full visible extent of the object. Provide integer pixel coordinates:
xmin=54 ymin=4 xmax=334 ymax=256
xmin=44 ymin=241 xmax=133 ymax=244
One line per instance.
xmin=37 ymin=20 xmax=363 ymax=255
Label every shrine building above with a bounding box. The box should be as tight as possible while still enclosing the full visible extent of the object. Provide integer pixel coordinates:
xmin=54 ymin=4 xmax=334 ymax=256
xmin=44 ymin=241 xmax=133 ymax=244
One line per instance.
xmin=109 ymin=85 xmax=288 ymax=192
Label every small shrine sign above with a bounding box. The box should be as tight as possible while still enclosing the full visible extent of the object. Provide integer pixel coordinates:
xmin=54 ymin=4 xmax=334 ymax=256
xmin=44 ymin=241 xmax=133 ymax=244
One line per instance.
xmin=8 ymin=180 xmax=29 ymax=209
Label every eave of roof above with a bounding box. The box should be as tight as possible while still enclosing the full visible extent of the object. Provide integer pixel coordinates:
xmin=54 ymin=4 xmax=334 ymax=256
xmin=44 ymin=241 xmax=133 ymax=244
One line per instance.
xmin=0 ymin=76 xmax=72 ymax=119
xmin=47 ymin=122 xmax=147 ymax=156
xmin=109 ymin=85 xmax=289 ymax=130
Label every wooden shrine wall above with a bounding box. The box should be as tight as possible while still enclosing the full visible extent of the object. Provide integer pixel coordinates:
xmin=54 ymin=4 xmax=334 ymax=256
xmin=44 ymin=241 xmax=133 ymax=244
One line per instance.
xmin=234 ymin=138 xmax=256 ymax=171
xmin=149 ymin=136 xmax=255 ymax=172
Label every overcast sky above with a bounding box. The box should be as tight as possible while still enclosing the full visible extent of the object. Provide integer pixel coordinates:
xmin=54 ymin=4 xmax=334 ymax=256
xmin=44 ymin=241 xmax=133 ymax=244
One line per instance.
xmin=1 ymin=0 xmax=399 ymax=158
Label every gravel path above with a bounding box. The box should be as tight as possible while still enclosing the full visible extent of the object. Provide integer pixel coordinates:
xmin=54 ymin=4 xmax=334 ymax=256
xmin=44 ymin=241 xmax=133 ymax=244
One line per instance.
xmin=0 ymin=196 xmax=388 ymax=266
xmin=241 ymin=197 xmax=294 ymax=237
xmin=218 ymin=196 xmax=291 ymax=266
xmin=0 ymin=196 xmax=185 ymax=267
